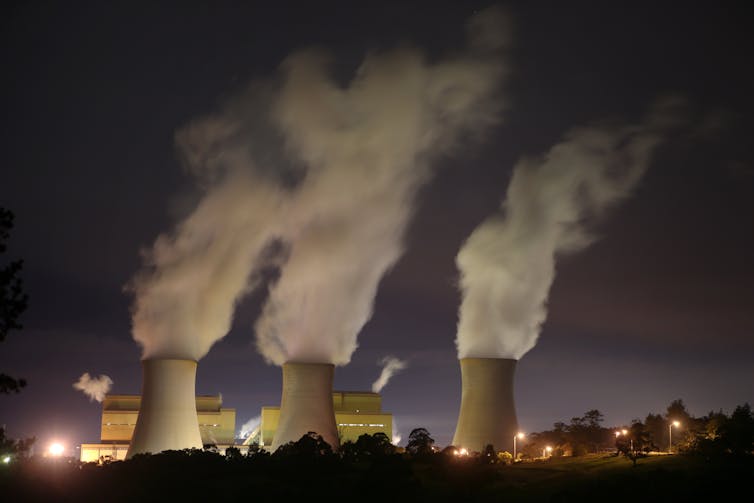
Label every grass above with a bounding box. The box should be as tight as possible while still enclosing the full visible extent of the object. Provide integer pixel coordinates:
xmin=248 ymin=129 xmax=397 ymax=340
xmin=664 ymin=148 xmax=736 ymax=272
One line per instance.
xmin=435 ymin=453 xmax=753 ymax=502
xmin=2 ymin=451 xmax=750 ymax=502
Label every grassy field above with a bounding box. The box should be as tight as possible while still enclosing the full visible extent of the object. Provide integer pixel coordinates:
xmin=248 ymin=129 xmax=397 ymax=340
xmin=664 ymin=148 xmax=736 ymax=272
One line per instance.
xmin=415 ymin=453 xmax=752 ymax=502
xmin=2 ymin=451 xmax=750 ymax=502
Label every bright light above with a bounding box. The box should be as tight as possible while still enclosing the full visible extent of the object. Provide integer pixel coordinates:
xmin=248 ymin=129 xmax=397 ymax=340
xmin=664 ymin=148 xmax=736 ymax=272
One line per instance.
xmin=517 ymin=432 xmax=525 ymax=439
xmin=48 ymin=443 xmax=65 ymax=457
xmin=621 ymin=429 xmax=628 ymax=435
xmin=672 ymin=420 xmax=681 ymax=428
xmin=615 ymin=431 xmax=621 ymax=437
xmin=2 ymin=455 xmax=10 ymax=464
xmin=459 ymin=448 xmax=468 ymax=456
xmin=545 ymin=446 xmax=553 ymax=453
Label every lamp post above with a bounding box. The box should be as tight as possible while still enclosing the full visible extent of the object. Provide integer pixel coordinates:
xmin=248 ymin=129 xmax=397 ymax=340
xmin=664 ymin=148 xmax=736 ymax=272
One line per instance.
xmin=668 ymin=420 xmax=680 ymax=453
xmin=616 ymin=429 xmax=632 ymax=452
xmin=543 ymin=445 xmax=553 ymax=458
xmin=513 ymin=432 xmax=524 ymax=461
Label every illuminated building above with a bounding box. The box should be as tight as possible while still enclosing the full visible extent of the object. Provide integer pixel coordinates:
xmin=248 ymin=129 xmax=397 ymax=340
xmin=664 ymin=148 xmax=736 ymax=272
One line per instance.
xmin=79 ymin=394 xmax=235 ymax=463
xmin=80 ymin=389 xmax=393 ymax=462
xmin=258 ymin=389 xmax=393 ymax=448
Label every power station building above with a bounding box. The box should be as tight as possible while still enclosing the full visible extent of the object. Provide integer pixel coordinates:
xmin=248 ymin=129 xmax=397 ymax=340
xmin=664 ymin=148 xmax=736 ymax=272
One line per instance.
xmin=254 ymin=390 xmax=392 ymax=448
xmin=80 ymin=390 xmax=392 ymax=462
xmin=80 ymin=394 xmax=235 ymax=463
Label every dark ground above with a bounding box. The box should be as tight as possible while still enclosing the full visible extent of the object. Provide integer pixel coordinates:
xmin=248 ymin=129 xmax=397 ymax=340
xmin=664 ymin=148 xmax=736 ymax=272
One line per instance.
xmin=1 ymin=451 xmax=751 ymax=503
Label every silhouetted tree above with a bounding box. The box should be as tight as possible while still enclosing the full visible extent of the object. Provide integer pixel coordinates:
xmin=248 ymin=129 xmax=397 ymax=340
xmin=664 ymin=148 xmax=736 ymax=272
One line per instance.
xmin=644 ymin=413 xmax=665 ymax=449
xmin=479 ymin=444 xmax=499 ymax=464
xmin=0 ymin=208 xmax=34 ymax=459
xmin=0 ymin=207 xmax=28 ymax=394
xmin=719 ymin=403 xmax=754 ymax=456
xmin=666 ymin=398 xmax=696 ymax=450
xmin=224 ymin=446 xmax=242 ymax=461
xmin=616 ymin=420 xmax=654 ymax=467
xmin=567 ymin=409 xmax=608 ymax=455
xmin=340 ymin=432 xmax=395 ymax=463
xmin=245 ymin=441 xmax=262 ymax=457
xmin=273 ymin=431 xmax=334 ymax=459
xmin=405 ymin=427 xmax=434 ymax=457
xmin=356 ymin=432 xmax=395 ymax=456
xmin=0 ymin=426 xmax=34 ymax=461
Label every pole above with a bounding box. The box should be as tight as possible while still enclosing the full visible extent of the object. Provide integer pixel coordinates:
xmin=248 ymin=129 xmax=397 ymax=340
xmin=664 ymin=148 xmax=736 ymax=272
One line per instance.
xmin=668 ymin=423 xmax=672 ymax=453
xmin=513 ymin=435 xmax=517 ymax=460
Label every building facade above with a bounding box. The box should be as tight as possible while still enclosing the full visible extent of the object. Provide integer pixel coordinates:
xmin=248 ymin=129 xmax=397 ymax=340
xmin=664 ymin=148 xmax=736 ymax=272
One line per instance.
xmin=257 ymin=391 xmax=393 ymax=448
xmin=80 ymin=394 xmax=236 ymax=463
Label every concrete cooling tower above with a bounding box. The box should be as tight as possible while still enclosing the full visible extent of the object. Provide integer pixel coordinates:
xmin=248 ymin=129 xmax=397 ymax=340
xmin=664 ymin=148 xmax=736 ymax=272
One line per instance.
xmin=126 ymin=358 xmax=203 ymax=458
xmin=271 ymin=362 xmax=340 ymax=451
xmin=452 ymin=357 xmax=518 ymax=453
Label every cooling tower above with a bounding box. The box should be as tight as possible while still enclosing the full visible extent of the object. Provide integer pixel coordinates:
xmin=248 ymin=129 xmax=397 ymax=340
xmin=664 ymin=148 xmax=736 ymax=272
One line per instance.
xmin=126 ymin=358 xmax=203 ymax=458
xmin=452 ymin=357 xmax=518 ymax=453
xmin=271 ymin=362 xmax=340 ymax=451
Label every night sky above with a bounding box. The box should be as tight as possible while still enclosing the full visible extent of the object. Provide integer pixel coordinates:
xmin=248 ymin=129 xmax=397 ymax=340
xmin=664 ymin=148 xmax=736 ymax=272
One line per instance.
xmin=1 ymin=1 xmax=752 ymax=454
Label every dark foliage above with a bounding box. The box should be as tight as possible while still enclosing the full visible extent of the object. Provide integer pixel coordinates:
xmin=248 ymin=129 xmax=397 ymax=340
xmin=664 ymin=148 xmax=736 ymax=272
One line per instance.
xmin=405 ymin=427 xmax=434 ymax=457
xmin=1 ymin=432 xmax=752 ymax=503
xmin=0 ymin=207 xmax=29 ymax=394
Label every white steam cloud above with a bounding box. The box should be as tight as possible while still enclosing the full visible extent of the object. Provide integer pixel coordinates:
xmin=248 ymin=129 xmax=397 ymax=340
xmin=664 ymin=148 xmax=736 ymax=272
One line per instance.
xmin=372 ymin=356 xmax=408 ymax=393
xmin=73 ymin=372 xmax=113 ymax=403
xmin=254 ymin=6 xmax=510 ymax=365
xmin=392 ymin=417 xmax=402 ymax=446
xmin=238 ymin=415 xmax=261 ymax=440
xmin=126 ymin=5 xmax=511 ymax=364
xmin=455 ymin=98 xmax=683 ymax=360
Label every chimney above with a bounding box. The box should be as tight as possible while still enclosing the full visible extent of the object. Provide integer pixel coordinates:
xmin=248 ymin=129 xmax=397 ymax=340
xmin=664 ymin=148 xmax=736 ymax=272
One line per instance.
xmin=126 ymin=358 xmax=203 ymax=458
xmin=271 ymin=362 xmax=339 ymax=451
xmin=452 ymin=357 xmax=518 ymax=453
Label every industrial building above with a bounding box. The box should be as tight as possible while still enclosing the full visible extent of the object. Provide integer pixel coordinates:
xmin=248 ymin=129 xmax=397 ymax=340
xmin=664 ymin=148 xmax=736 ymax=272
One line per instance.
xmin=80 ymin=390 xmax=392 ymax=462
xmin=80 ymin=394 xmax=235 ymax=463
xmin=255 ymin=390 xmax=393 ymax=448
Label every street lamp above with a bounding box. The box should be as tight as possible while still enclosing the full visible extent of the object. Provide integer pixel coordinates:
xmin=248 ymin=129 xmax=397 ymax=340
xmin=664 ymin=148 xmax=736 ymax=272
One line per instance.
xmin=48 ymin=442 xmax=65 ymax=457
xmin=543 ymin=445 xmax=553 ymax=458
xmin=513 ymin=432 xmax=525 ymax=461
xmin=616 ymin=429 xmax=633 ymax=451
xmin=668 ymin=420 xmax=681 ymax=453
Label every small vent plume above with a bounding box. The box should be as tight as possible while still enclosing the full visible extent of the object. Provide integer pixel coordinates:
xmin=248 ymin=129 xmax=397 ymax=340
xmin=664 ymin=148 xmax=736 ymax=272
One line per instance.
xmin=372 ymin=356 xmax=407 ymax=393
xmin=238 ymin=415 xmax=261 ymax=440
xmin=72 ymin=373 xmax=113 ymax=402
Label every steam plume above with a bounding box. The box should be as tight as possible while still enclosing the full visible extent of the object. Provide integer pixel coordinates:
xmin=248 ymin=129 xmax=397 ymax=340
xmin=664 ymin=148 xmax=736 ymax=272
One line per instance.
xmin=372 ymin=356 xmax=407 ymax=393
xmin=455 ymin=98 xmax=682 ymax=360
xmin=255 ymin=5 xmax=511 ymax=365
xmin=73 ymin=372 xmax=113 ymax=402
xmin=238 ymin=415 xmax=261 ymax=440
xmin=392 ymin=417 xmax=402 ymax=446
xmin=126 ymin=5 xmax=510 ymax=364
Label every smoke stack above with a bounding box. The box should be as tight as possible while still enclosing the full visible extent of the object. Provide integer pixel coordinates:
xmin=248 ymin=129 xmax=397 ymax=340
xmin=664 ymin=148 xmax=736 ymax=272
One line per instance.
xmin=271 ymin=362 xmax=339 ymax=451
xmin=452 ymin=357 xmax=518 ymax=453
xmin=126 ymin=358 xmax=203 ymax=458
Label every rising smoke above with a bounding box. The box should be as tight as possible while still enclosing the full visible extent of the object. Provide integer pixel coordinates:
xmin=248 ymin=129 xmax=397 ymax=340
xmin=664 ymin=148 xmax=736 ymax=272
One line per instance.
xmin=238 ymin=415 xmax=261 ymax=440
xmin=126 ymin=6 xmax=512 ymax=365
xmin=455 ymin=98 xmax=683 ymax=360
xmin=254 ymin=6 xmax=511 ymax=365
xmin=372 ymin=356 xmax=408 ymax=393
xmin=392 ymin=417 xmax=402 ymax=446
xmin=73 ymin=372 xmax=113 ymax=402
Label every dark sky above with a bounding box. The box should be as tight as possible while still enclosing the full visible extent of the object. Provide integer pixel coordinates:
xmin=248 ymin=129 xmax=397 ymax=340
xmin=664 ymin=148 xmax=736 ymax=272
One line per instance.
xmin=1 ymin=1 xmax=752 ymax=453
